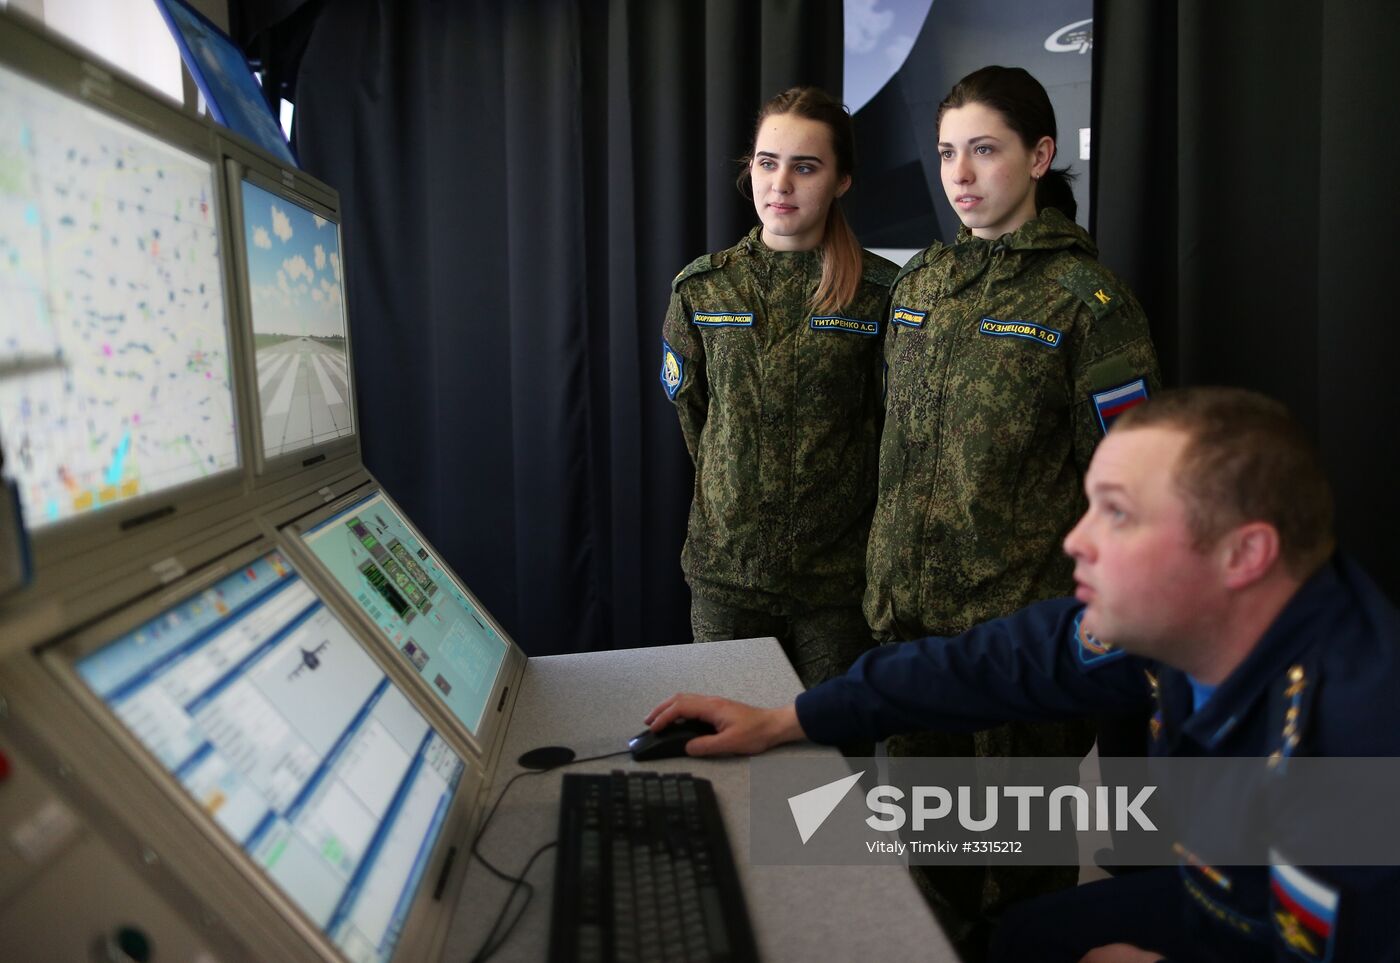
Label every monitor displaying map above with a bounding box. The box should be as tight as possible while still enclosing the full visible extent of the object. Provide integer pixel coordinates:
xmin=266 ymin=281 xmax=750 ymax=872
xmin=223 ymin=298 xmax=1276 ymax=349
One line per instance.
xmin=239 ymin=178 xmax=354 ymax=461
xmin=0 ymin=60 xmax=238 ymax=530
xmin=298 ymin=492 xmax=510 ymax=738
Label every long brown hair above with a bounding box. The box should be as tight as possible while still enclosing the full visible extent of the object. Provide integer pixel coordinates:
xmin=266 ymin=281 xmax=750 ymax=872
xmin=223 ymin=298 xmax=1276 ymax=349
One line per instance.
xmin=740 ymin=86 xmax=863 ymax=313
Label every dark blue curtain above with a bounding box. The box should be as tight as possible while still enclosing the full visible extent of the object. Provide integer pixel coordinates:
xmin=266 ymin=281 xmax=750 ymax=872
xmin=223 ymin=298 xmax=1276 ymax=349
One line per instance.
xmin=1091 ymin=0 xmax=1400 ymax=600
xmin=234 ymin=0 xmax=844 ymax=655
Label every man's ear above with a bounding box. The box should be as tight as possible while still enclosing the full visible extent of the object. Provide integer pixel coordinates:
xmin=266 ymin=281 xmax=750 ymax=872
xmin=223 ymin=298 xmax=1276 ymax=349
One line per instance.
xmin=1221 ymin=522 xmax=1281 ymax=590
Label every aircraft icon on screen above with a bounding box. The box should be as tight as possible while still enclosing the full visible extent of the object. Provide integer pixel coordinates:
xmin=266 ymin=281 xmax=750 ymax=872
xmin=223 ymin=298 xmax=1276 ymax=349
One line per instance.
xmin=287 ymin=640 xmax=330 ymax=681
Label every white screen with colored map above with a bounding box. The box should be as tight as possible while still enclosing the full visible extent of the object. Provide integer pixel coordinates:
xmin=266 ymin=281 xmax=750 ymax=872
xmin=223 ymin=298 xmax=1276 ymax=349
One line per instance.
xmin=240 ymin=179 xmax=354 ymax=461
xmin=0 ymin=61 xmax=238 ymax=529
xmin=75 ymin=550 xmax=464 ymax=963
xmin=299 ymin=492 xmax=510 ymax=738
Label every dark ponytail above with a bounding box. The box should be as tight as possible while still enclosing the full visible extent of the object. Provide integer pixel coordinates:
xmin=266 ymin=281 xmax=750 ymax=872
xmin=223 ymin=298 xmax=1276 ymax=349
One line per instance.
xmin=1036 ymin=168 xmax=1077 ymax=221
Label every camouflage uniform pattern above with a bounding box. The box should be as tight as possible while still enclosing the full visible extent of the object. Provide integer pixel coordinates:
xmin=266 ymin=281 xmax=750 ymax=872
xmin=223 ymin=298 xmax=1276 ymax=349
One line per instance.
xmin=868 ymin=208 xmax=1160 ymax=952
xmin=689 ymin=595 xmax=873 ymax=690
xmin=866 ymin=208 xmax=1160 ymax=640
xmin=661 ymin=227 xmax=894 ymax=681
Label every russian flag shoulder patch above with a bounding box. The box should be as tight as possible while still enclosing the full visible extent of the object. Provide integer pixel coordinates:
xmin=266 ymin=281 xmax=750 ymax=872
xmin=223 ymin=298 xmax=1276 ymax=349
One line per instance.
xmin=1092 ymin=377 xmax=1150 ymax=434
xmin=1269 ymin=857 xmax=1339 ymax=962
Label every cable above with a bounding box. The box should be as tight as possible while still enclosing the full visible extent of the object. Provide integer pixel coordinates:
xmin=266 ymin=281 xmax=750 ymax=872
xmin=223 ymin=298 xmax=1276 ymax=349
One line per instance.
xmin=470 ymin=840 xmax=556 ymax=963
xmin=466 ymin=749 xmax=632 ymax=961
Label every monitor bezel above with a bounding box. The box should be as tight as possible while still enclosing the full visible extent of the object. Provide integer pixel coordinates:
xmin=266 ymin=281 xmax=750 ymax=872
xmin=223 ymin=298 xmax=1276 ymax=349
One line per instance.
xmin=151 ymin=0 xmax=299 ymax=167
xmin=271 ymin=483 xmax=527 ymax=765
xmin=223 ymin=151 xmax=361 ymax=482
xmin=40 ymin=535 xmax=485 ymax=963
xmin=0 ymin=14 xmax=252 ymax=568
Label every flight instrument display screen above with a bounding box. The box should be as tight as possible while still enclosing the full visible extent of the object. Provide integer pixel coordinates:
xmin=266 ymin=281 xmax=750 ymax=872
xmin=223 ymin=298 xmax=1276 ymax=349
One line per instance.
xmin=299 ymin=492 xmax=510 ymax=737
xmin=76 ymin=550 xmax=462 ymax=962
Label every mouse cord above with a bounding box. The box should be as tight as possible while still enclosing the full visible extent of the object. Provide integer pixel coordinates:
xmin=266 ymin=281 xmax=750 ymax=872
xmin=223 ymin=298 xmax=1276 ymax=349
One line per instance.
xmin=467 ymin=750 xmax=632 ymax=962
xmin=469 ymin=839 xmax=554 ymax=963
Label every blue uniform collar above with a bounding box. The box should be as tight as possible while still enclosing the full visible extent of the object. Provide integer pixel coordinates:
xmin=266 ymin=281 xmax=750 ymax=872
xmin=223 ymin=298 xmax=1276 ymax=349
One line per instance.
xmin=1174 ymin=559 xmax=1341 ymax=750
xmin=1186 ymin=675 xmax=1217 ymax=712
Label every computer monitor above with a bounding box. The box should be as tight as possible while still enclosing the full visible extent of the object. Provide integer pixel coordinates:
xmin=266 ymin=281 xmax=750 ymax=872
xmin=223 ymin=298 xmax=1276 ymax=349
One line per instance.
xmin=289 ymin=490 xmax=515 ymax=749
xmin=67 ymin=547 xmax=468 ymax=962
xmin=154 ymin=0 xmax=298 ymax=168
xmin=0 ymin=52 xmax=239 ymax=533
xmin=234 ymin=171 xmax=355 ymax=464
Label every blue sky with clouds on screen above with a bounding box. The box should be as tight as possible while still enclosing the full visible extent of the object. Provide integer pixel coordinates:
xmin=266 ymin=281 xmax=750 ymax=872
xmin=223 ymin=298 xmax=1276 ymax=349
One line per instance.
xmin=241 ymin=180 xmax=345 ymax=339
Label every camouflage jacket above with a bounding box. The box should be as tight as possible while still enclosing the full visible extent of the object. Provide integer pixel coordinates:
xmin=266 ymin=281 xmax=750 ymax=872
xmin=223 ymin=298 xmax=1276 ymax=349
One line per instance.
xmin=865 ymin=209 xmax=1160 ymax=639
xmin=661 ymin=227 xmax=896 ymax=610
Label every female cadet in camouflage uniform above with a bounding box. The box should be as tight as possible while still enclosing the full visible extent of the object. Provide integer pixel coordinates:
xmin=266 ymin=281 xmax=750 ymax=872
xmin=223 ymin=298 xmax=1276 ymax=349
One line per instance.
xmin=660 ymin=87 xmax=895 ymax=689
xmin=868 ymin=67 xmax=1161 ymax=952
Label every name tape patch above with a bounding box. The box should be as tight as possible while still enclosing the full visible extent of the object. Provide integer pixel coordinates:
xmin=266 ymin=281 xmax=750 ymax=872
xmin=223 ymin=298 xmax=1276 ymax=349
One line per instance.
xmin=892 ymin=306 xmax=926 ymax=328
xmin=660 ymin=339 xmax=683 ymax=399
xmin=979 ymin=317 xmax=1063 ymax=348
xmin=810 ymin=316 xmax=879 ymax=336
xmin=693 ymin=311 xmax=753 ymax=327
xmin=1092 ymin=378 xmax=1150 ymax=434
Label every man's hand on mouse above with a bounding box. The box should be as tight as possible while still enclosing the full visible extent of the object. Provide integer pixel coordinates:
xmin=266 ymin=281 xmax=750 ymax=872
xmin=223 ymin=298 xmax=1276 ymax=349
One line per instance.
xmin=645 ymin=693 xmax=806 ymax=756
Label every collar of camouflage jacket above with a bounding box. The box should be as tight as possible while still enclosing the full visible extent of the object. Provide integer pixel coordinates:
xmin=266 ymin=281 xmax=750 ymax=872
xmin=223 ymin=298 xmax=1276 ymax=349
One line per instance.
xmin=737 ymin=225 xmax=821 ymax=262
xmin=928 ymin=207 xmax=1099 ymax=299
xmin=733 ymin=225 xmax=822 ymax=284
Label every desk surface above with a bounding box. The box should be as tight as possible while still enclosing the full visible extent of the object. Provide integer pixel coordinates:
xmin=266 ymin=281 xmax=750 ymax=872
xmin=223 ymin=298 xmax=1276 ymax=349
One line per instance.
xmin=441 ymin=637 xmax=956 ymax=961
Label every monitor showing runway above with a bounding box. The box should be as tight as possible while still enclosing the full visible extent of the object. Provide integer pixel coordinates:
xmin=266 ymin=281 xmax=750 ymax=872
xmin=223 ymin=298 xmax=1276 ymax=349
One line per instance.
xmin=240 ymin=179 xmax=353 ymax=460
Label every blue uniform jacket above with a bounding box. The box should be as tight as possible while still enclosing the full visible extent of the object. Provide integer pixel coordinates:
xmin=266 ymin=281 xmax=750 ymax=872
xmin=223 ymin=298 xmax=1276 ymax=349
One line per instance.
xmin=796 ymin=556 xmax=1400 ymax=961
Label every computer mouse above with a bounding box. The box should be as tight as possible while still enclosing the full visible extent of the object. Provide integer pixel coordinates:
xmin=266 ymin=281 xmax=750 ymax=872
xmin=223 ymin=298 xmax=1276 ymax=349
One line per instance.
xmin=628 ymin=718 xmax=718 ymax=761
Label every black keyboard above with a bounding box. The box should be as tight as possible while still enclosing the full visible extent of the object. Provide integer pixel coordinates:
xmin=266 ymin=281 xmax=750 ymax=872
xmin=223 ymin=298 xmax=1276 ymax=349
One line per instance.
xmin=548 ymin=770 xmax=759 ymax=963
